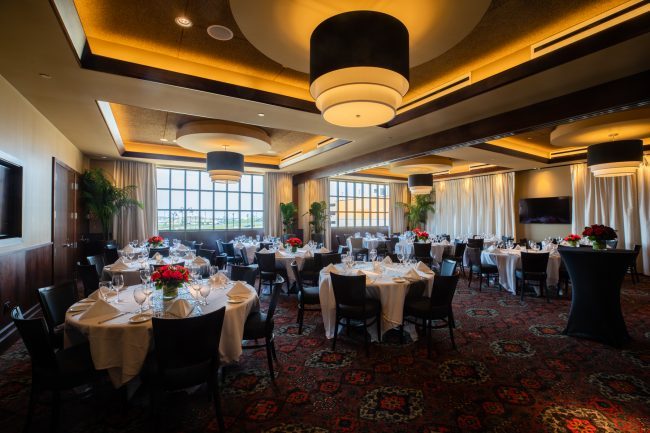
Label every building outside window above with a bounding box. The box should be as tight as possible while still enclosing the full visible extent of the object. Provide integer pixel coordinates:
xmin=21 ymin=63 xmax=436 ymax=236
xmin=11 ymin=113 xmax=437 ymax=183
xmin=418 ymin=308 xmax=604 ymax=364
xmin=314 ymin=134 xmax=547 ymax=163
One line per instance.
xmin=329 ymin=180 xmax=389 ymax=228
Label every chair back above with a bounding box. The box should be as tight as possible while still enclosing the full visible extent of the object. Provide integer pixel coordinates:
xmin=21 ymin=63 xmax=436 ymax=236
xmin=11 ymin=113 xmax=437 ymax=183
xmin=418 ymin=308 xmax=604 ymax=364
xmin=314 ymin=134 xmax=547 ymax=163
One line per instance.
xmin=440 ymin=259 xmax=458 ymax=276
xmin=259 ymin=242 xmax=273 ymax=251
xmin=521 ymin=252 xmax=549 ymax=274
xmin=151 ymin=307 xmax=226 ymax=379
xmin=321 ymin=252 xmax=342 ymax=267
xmin=86 ymin=254 xmax=105 ymax=277
xmin=441 ymin=234 xmax=451 ymax=242
xmin=429 ymin=274 xmax=460 ymax=309
xmin=181 ymin=240 xmax=196 ymax=250
xmin=337 ymin=245 xmax=349 ymax=255
xmin=312 ymin=253 xmax=324 ymax=273
xmin=11 ymin=307 xmax=57 ymax=371
xmin=104 ymin=246 xmax=119 ymax=263
xmin=255 ymin=251 xmax=276 ymax=273
xmin=336 ymin=235 xmax=346 ymax=246
xmin=230 ymin=265 xmax=257 ymax=286
xmin=197 ymin=248 xmax=216 ymax=264
xmin=215 ymin=240 xmax=224 ymax=255
xmin=214 ymin=253 xmax=228 ymax=270
xmin=633 ymin=244 xmax=641 ymax=257
xmin=76 ymin=262 xmax=100 ymax=297
xmin=239 ymin=248 xmax=251 ymax=266
xmin=453 ymin=242 xmax=466 ymax=259
xmin=349 ymin=238 xmax=363 ymax=249
xmin=413 ymin=242 xmax=431 ymax=258
xmin=330 ymin=273 xmax=366 ymax=307
xmin=266 ymin=276 xmax=284 ymax=331
xmin=149 ymin=247 xmax=170 ymax=258
xmin=467 ymin=238 xmax=484 ymax=249
xmin=388 ymin=237 xmax=399 ymax=253
xmin=222 ymin=243 xmax=236 ymax=257
xmin=37 ymin=283 xmax=77 ymax=330
xmin=465 ymin=247 xmax=481 ymax=268
xmin=282 ymin=234 xmax=297 ymax=242
xmin=502 ymin=236 xmax=514 ymax=243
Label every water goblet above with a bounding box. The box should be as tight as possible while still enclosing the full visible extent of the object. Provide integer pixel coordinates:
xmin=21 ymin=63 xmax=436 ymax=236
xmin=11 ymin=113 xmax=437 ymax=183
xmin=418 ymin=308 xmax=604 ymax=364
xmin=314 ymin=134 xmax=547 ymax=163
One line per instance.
xmin=369 ymin=248 xmax=377 ymax=262
xmin=199 ymin=284 xmax=211 ymax=305
xmin=133 ymin=287 xmax=147 ymax=313
xmin=111 ymin=274 xmax=124 ymax=303
xmin=99 ymin=281 xmax=111 ymax=302
xmin=397 ymin=252 xmax=405 ymax=266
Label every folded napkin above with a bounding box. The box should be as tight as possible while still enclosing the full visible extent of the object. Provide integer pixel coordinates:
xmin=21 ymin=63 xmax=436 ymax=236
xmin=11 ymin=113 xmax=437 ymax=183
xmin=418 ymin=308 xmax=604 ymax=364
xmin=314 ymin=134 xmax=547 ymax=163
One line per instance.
xmin=382 ymin=256 xmax=393 ymax=264
xmin=373 ymin=261 xmax=382 ymax=273
xmin=235 ymin=242 xmax=244 ymax=249
xmin=303 ymin=250 xmax=313 ymax=258
xmin=153 ymin=252 xmax=163 ymax=261
xmin=258 ymin=248 xmax=270 ymax=253
xmin=193 ymin=256 xmax=209 ymax=265
xmin=78 ymin=299 xmax=120 ymax=321
xmin=322 ymin=263 xmax=338 ymax=274
xmin=110 ymin=261 xmax=130 ymax=272
xmin=276 ymin=251 xmax=290 ymax=258
xmin=514 ymin=245 xmax=522 ymax=250
xmin=122 ymin=245 xmax=135 ymax=253
xmin=209 ymin=272 xmax=229 ymax=287
xmin=416 ymin=261 xmax=434 ymax=274
xmin=177 ymin=244 xmax=189 ymax=251
xmin=319 ymin=247 xmax=330 ymax=253
xmin=227 ymin=281 xmax=251 ymax=298
xmin=441 ymin=240 xmax=450 ymax=245
xmin=166 ymin=299 xmax=193 ymax=318
xmin=278 ymin=244 xmax=285 ymax=251
xmin=404 ymin=268 xmax=421 ymax=280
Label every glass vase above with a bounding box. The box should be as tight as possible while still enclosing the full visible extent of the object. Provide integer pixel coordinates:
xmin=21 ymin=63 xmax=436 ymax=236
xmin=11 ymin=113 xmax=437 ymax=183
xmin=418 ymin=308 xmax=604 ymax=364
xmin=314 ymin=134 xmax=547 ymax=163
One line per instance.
xmin=162 ymin=284 xmax=178 ymax=299
xmin=592 ymin=240 xmax=606 ymax=250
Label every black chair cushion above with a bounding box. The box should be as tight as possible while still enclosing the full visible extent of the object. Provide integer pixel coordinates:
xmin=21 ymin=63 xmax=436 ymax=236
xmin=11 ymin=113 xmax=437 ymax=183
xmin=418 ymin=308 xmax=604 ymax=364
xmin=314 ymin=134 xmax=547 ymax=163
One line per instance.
xmin=515 ymin=270 xmax=547 ymax=280
xmin=243 ymin=312 xmax=273 ymax=340
xmin=472 ymin=264 xmax=498 ymax=273
xmin=299 ymin=286 xmax=320 ymax=305
xmin=338 ymin=298 xmax=380 ymax=320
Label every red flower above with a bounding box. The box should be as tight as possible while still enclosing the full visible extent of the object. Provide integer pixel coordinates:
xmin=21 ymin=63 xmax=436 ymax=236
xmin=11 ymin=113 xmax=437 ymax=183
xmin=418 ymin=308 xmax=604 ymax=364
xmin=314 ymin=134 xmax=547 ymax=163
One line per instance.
xmin=582 ymin=224 xmax=616 ymax=241
xmin=286 ymin=237 xmax=302 ymax=247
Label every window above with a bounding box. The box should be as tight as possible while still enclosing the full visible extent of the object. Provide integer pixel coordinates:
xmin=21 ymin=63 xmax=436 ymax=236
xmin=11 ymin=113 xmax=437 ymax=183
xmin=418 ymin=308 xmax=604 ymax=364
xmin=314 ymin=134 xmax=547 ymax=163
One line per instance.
xmin=156 ymin=168 xmax=264 ymax=231
xmin=329 ymin=180 xmax=389 ymax=228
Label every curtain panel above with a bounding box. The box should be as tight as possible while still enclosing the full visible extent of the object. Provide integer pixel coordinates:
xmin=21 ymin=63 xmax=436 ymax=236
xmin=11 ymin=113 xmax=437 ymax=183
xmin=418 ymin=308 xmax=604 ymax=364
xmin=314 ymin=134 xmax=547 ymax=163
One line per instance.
xmin=431 ymin=172 xmax=516 ymax=238
xmin=389 ymin=183 xmax=409 ymax=235
xmin=571 ymin=158 xmax=648 ymax=274
xmin=112 ymin=160 xmax=157 ymax=248
xmin=298 ymin=178 xmax=331 ymax=248
xmin=264 ymin=172 xmax=293 ymax=238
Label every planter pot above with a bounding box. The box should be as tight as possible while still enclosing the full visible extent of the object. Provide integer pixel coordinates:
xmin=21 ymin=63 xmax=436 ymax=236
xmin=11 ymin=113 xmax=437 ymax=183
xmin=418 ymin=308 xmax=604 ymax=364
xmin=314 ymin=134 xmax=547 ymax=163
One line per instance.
xmin=161 ymin=284 xmax=179 ymax=300
xmin=592 ymin=240 xmax=607 ymax=250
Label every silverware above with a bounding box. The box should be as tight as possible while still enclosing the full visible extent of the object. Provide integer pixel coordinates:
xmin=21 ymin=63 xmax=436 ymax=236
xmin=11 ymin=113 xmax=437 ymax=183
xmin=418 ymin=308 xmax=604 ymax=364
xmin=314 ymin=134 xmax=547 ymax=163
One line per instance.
xmin=97 ymin=312 xmax=130 ymax=324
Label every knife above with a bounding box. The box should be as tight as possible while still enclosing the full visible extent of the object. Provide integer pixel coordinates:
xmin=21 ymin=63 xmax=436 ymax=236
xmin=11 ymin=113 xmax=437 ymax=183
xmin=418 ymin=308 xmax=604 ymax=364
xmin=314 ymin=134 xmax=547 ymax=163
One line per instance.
xmin=97 ymin=312 xmax=130 ymax=324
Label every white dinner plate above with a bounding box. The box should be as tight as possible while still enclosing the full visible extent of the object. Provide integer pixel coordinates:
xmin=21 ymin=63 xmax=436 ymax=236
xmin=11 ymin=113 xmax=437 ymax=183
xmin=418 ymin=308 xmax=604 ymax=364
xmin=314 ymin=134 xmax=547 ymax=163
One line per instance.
xmin=68 ymin=304 xmax=90 ymax=312
xmin=392 ymin=277 xmax=407 ymax=283
xmin=129 ymin=313 xmax=152 ymax=324
xmin=227 ymin=298 xmax=246 ymax=304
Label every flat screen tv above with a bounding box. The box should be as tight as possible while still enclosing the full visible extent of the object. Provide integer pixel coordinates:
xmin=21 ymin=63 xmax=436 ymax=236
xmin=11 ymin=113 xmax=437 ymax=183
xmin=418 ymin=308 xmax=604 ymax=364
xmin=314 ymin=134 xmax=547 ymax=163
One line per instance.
xmin=519 ymin=196 xmax=571 ymax=224
xmin=0 ymin=155 xmax=23 ymax=240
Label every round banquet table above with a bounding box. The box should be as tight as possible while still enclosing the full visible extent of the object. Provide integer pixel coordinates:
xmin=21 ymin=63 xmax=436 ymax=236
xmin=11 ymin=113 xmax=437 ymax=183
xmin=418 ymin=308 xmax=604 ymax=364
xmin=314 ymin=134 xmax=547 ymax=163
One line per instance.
xmin=480 ymin=249 xmax=561 ymax=294
xmin=430 ymin=242 xmax=454 ymax=263
xmin=318 ymin=262 xmax=435 ymax=341
xmin=259 ymin=250 xmax=307 ymax=283
xmin=559 ymin=247 xmax=634 ymax=347
xmin=64 ymin=283 xmax=259 ymax=387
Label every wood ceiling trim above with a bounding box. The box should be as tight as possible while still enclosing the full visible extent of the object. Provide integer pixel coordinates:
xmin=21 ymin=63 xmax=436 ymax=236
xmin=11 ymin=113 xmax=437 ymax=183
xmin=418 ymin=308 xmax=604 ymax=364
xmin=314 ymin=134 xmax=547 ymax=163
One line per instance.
xmin=293 ymin=70 xmax=650 ymax=183
xmin=472 ymin=143 xmax=550 ymax=163
xmin=120 ymin=150 xmax=279 ymax=170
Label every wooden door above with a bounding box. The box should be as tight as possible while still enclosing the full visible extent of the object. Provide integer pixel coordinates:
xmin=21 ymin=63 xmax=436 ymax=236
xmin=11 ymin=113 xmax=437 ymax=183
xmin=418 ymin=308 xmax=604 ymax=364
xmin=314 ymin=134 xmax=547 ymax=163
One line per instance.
xmin=52 ymin=159 xmax=78 ymax=285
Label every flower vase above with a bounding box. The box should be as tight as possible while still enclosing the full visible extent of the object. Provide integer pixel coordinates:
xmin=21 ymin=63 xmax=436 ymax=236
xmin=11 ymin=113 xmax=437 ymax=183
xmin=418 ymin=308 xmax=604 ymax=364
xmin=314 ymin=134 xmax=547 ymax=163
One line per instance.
xmin=291 ymin=246 xmax=298 ymax=253
xmin=568 ymin=241 xmax=578 ymax=247
xmin=162 ymin=284 xmax=178 ymax=300
xmin=592 ymin=240 xmax=606 ymax=250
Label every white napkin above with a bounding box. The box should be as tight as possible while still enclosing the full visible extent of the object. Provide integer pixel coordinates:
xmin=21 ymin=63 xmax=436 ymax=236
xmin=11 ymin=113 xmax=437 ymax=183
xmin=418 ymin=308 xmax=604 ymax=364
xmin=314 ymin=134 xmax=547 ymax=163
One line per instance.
xmin=177 ymin=244 xmax=189 ymax=251
xmin=276 ymin=251 xmax=290 ymax=258
xmin=278 ymin=244 xmax=285 ymax=251
xmin=373 ymin=261 xmax=382 ymax=273
xmin=153 ymin=252 xmax=163 ymax=261
xmin=78 ymin=299 xmax=120 ymax=321
xmin=487 ymin=245 xmax=497 ymax=252
xmin=322 ymin=263 xmax=338 ymax=274
xmin=258 ymin=248 xmax=270 ymax=253
xmin=193 ymin=256 xmax=209 ymax=265
xmin=319 ymin=247 xmax=330 ymax=253
xmin=166 ymin=299 xmax=193 ymax=318
xmin=122 ymin=245 xmax=135 ymax=253
xmin=110 ymin=261 xmax=130 ymax=272
xmin=209 ymin=272 xmax=229 ymax=287
xmin=416 ymin=261 xmax=434 ymax=274
xmin=441 ymin=240 xmax=450 ymax=245
xmin=227 ymin=281 xmax=251 ymax=299
xmin=235 ymin=242 xmax=244 ymax=249
xmin=404 ymin=268 xmax=421 ymax=280
xmin=514 ymin=245 xmax=522 ymax=251
xmin=382 ymin=256 xmax=393 ymax=264
xmin=303 ymin=250 xmax=313 ymax=258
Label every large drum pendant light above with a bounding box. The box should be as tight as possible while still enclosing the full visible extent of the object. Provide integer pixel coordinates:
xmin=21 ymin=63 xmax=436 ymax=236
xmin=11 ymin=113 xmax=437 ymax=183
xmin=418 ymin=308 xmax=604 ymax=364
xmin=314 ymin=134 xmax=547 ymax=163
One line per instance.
xmin=587 ymin=139 xmax=643 ymax=177
xmin=408 ymin=174 xmax=433 ymax=195
xmin=206 ymin=151 xmax=244 ymax=184
xmin=310 ymin=11 xmax=409 ymax=128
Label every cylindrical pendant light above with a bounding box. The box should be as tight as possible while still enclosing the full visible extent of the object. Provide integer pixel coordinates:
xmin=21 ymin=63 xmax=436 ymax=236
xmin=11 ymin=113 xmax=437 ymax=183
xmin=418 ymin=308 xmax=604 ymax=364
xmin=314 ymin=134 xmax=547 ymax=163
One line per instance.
xmin=206 ymin=151 xmax=244 ymax=184
xmin=310 ymin=11 xmax=409 ymax=128
xmin=408 ymin=174 xmax=433 ymax=195
xmin=587 ymin=139 xmax=643 ymax=177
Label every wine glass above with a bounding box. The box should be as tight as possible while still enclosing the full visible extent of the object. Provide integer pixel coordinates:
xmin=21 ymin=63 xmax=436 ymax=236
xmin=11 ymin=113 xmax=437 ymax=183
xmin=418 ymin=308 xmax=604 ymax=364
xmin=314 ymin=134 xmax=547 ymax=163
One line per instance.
xmin=133 ymin=287 xmax=147 ymax=313
xmin=139 ymin=268 xmax=151 ymax=286
xmin=99 ymin=281 xmax=111 ymax=302
xmin=209 ymin=266 xmax=218 ymax=278
xmin=397 ymin=252 xmax=405 ymax=265
xmin=111 ymin=274 xmax=124 ymax=303
xmin=369 ymin=248 xmax=377 ymax=262
xmin=199 ymin=284 xmax=211 ymax=305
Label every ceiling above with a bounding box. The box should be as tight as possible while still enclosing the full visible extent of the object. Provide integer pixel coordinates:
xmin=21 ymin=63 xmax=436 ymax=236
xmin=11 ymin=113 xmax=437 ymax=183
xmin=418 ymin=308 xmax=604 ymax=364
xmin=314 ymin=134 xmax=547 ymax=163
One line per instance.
xmin=0 ymin=0 xmax=648 ymax=179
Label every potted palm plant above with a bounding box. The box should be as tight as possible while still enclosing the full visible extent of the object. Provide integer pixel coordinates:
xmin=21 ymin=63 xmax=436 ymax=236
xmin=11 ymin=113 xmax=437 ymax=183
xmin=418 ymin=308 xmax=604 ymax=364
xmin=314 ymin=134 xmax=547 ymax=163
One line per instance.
xmin=398 ymin=193 xmax=435 ymax=231
xmin=305 ymin=201 xmax=329 ymax=244
xmin=279 ymin=202 xmax=298 ymax=234
xmin=80 ymin=168 xmax=143 ymax=240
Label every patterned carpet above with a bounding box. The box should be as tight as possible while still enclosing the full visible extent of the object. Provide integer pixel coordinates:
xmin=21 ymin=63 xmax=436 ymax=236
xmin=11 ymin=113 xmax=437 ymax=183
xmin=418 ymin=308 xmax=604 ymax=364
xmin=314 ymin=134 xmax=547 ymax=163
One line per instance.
xmin=1 ymin=274 xmax=649 ymax=433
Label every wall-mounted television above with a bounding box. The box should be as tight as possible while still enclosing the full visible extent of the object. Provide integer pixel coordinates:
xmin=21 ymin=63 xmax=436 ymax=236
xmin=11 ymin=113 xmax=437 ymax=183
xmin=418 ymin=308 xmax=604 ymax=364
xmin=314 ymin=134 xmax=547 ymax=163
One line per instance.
xmin=0 ymin=154 xmax=23 ymax=240
xmin=519 ymin=196 xmax=571 ymax=224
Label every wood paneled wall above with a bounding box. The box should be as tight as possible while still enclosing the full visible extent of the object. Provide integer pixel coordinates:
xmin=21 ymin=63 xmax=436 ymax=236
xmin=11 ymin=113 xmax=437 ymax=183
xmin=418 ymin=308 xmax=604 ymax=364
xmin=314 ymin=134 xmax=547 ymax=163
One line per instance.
xmin=0 ymin=243 xmax=53 ymax=353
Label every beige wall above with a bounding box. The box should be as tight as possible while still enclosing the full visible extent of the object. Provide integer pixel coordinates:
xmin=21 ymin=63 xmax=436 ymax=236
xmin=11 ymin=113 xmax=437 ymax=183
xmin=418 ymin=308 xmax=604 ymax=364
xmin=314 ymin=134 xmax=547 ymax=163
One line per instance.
xmin=515 ymin=166 xmax=572 ymax=241
xmin=0 ymin=75 xmax=85 ymax=253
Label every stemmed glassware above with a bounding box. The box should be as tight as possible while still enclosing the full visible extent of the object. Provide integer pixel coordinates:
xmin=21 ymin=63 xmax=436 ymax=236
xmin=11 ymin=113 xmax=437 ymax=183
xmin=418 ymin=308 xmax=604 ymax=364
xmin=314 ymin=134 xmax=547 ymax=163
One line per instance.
xmin=111 ymin=274 xmax=124 ymax=303
xmin=99 ymin=281 xmax=111 ymax=302
xmin=369 ymin=248 xmax=377 ymax=262
xmin=199 ymin=284 xmax=211 ymax=305
xmin=397 ymin=251 xmax=405 ymax=266
xmin=133 ymin=287 xmax=147 ymax=313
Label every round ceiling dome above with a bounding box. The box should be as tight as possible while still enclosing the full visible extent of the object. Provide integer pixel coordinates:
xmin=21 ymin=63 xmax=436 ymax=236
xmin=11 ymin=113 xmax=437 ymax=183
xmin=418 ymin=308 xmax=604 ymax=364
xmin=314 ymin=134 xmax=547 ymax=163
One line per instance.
xmin=175 ymin=120 xmax=271 ymax=155
xmin=390 ymin=155 xmax=453 ymax=175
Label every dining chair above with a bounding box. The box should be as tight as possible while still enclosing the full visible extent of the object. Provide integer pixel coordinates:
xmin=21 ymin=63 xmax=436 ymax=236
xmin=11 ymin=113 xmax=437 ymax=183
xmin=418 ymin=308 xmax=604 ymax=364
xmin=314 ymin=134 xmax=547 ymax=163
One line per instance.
xmin=400 ymin=273 xmax=460 ymax=358
xmin=292 ymin=262 xmax=320 ymax=334
xmin=197 ymin=248 xmax=216 ymax=263
xmin=242 ymin=276 xmax=283 ymax=380
xmin=337 ymin=245 xmax=350 ymax=255
xmin=413 ymin=242 xmax=433 ymax=266
xmin=349 ymin=237 xmax=369 ymax=261
xmin=180 ymin=240 xmax=196 ymax=250
xmin=76 ymin=262 xmax=100 ymax=298
xmin=238 ymin=247 xmax=250 ymax=266
xmin=11 ymin=306 xmax=96 ymax=433
xmin=230 ymin=265 xmax=257 ymax=286
xmin=214 ymin=240 xmax=224 ymax=255
xmin=36 ymin=283 xmax=78 ymax=349
xmin=628 ymin=244 xmax=641 ymax=284
xmin=449 ymin=242 xmax=466 ymax=275
xmin=516 ymin=252 xmax=550 ymax=302
xmin=221 ymin=242 xmax=241 ymax=265
xmin=440 ymin=259 xmax=458 ymax=277
xmin=467 ymin=238 xmax=484 ymax=249
xmin=104 ymin=245 xmax=119 ymax=263
xmin=214 ymin=253 xmax=228 ymax=270
xmin=466 ymin=246 xmax=499 ymax=291
xmin=299 ymin=253 xmax=321 ymax=286
xmin=148 ymin=247 xmax=170 ymax=258
xmin=258 ymin=242 xmax=273 ymax=251
xmin=336 ymin=235 xmax=346 ymax=246
xmin=255 ymin=251 xmax=278 ymax=295
xmin=330 ymin=273 xmax=381 ymax=356
xmin=148 ymin=307 xmax=226 ymax=432
xmin=321 ymin=252 xmax=342 ymax=267
xmin=86 ymin=254 xmax=105 ymax=278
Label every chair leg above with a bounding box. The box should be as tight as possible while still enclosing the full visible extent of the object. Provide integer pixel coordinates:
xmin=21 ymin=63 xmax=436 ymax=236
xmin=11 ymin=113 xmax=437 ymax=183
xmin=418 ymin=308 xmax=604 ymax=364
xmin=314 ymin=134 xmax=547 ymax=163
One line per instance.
xmin=210 ymin=380 xmax=225 ymax=433
xmin=332 ymin=316 xmax=339 ymax=351
xmin=297 ymin=304 xmax=304 ymax=334
xmin=467 ymin=269 xmax=473 ymax=288
xmin=271 ymin=339 xmax=278 ymax=361
xmin=265 ymin=338 xmax=275 ymax=380
xmin=399 ymin=323 xmax=405 ymax=345
xmin=364 ymin=321 xmax=370 ymax=357
xmin=479 ymin=272 xmax=483 ymax=292
xmin=426 ymin=319 xmax=432 ymax=359
xmin=23 ymin=385 xmax=37 ymax=433
xmin=449 ymin=319 xmax=457 ymax=350
xmin=376 ymin=313 xmax=382 ymax=343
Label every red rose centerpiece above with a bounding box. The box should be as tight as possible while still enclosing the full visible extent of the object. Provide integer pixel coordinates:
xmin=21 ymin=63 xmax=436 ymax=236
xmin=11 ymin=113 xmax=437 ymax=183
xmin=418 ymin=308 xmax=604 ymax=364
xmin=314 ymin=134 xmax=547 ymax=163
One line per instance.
xmin=151 ymin=264 xmax=189 ymax=299
xmin=582 ymin=224 xmax=617 ymax=250
xmin=148 ymin=235 xmax=164 ymax=248
xmin=413 ymin=228 xmax=430 ymax=242
xmin=286 ymin=237 xmax=302 ymax=253
xmin=563 ymin=234 xmax=581 ymax=247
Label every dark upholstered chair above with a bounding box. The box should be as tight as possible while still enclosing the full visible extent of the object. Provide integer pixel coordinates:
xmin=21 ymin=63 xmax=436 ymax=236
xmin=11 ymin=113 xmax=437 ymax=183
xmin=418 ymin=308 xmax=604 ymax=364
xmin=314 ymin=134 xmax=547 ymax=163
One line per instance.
xmin=440 ymin=259 xmax=458 ymax=277
xmin=321 ymin=252 xmax=342 ymax=268
xmin=466 ymin=247 xmax=499 ymax=291
xmin=36 ymin=283 xmax=77 ymax=349
xmin=197 ymin=248 xmax=216 ymax=264
xmin=292 ymin=262 xmax=320 ymax=334
xmin=516 ymin=252 xmax=550 ymax=302
xmin=221 ymin=242 xmax=241 ymax=265
xmin=467 ymin=238 xmax=484 ymax=249
xmin=255 ymin=252 xmax=278 ymax=295
xmin=148 ymin=307 xmax=226 ymax=432
xmin=446 ymin=242 xmax=466 ymax=275
xmin=401 ymin=273 xmax=460 ymax=358
xmin=12 ymin=306 xmax=96 ymax=433
xmin=86 ymin=254 xmax=105 ymax=278
xmin=180 ymin=240 xmax=196 ymax=250
xmin=104 ymin=245 xmax=119 ymax=263
xmin=76 ymin=262 xmax=99 ymax=298
xmin=628 ymin=244 xmax=641 ymax=284
xmin=230 ymin=265 xmax=257 ymax=286
xmin=413 ymin=242 xmax=433 ymax=266
xmin=148 ymin=247 xmax=169 ymax=258
xmin=330 ymin=273 xmax=381 ymax=356
xmin=214 ymin=253 xmax=228 ymax=270
xmin=242 ymin=277 xmax=283 ymax=380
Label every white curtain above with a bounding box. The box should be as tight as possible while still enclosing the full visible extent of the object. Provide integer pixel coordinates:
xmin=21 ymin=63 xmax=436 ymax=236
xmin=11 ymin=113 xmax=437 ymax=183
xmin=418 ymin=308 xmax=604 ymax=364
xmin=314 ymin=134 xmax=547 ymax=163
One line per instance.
xmin=298 ymin=178 xmax=331 ymax=248
xmin=112 ymin=160 xmax=157 ymax=248
xmin=571 ymin=158 xmax=648 ymax=274
xmin=264 ymin=172 xmax=293 ymax=238
xmin=389 ymin=183 xmax=409 ymax=234
xmin=431 ymin=172 xmax=516 ymax=238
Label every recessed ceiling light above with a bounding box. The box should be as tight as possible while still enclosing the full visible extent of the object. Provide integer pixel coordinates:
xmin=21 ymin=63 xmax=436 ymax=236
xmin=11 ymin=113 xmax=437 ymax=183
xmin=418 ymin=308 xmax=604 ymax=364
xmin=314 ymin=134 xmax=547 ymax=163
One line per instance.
xmin=257 ymin=113 xmax=265 ymax=117
xmin=160 ymin=138 xmax=168 ymax=142
xmin=175 ymin=16 xmax=192 ymax=28
xmin=527 ymin=137 xmax=533 ymax=140
xmin=266 ymin=150 xmax=277 ymax=154
xmin=38 ymin=73 xmax=51 ymax=79
xmin=207 ymin=25 xmax=233 ymax=41
xmin=100 ymin=156 xmax=107 ymax=159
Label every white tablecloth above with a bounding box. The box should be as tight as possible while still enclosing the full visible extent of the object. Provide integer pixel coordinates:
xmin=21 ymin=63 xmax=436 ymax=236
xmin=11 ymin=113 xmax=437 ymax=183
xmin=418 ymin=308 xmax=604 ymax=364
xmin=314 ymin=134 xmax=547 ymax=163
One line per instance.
xmin=347 ymin=237 xmax=389 ymax=251
xmin=234 ymin=243 xmax=259 ymax=263
xmin=481 ymin=249 xmax=561 ymax=294
xmin=274 ymin=250 xmax=307 ymax=283
xmin=64 ymin=283 xmax=259 ymax=387
xmin=430 ymin=243 xmax=453 ymax=263
xmin=318 ymin=263 xmax=435 ymax=341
